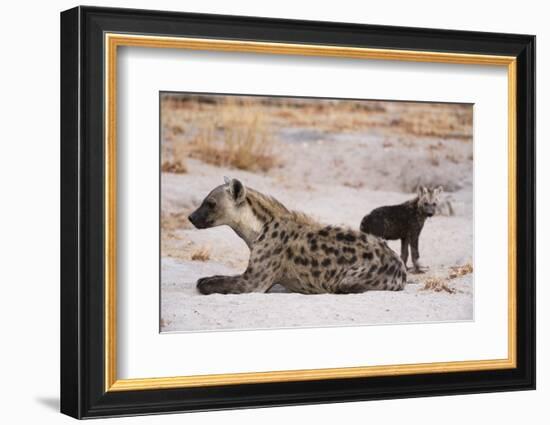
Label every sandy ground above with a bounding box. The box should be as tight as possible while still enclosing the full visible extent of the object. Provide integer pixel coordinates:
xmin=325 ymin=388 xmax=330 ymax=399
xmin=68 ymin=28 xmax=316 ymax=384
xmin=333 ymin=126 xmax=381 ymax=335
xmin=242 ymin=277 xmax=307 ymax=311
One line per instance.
xmin=160 ymin=119 xmax=473 ymax=332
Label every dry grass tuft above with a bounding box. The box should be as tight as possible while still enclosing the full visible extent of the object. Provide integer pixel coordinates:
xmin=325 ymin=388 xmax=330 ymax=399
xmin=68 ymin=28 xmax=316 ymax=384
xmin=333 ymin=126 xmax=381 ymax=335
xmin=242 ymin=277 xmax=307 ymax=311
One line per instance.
xmin=161 ymin=159 xmax=187 ymax=174
xmin=419 ymin=263 xmax=472 ymax=294
xmin=161 ymin=139 xmax=189 ymax=174
xmin=397 ymin=104 xmax=473 ymax=139
xmin=161 ymin=211 xmax=193 ymax=232
xmin=191 ymin=246 xmax=211 ymax=262
xmin=448 ymin=263 xmax=473 ymax=279
xmin=422 ymin=277 xmax=456 ymax=294
xmin=186 ymin=99 xmax=279 ymax=172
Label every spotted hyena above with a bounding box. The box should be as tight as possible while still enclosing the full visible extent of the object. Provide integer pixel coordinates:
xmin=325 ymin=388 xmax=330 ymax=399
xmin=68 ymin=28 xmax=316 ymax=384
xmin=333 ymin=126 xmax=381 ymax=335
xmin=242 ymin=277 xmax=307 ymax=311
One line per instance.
xmin=359 ymin=186 xmax=442 ymax=274
xmin=187 ymin=177 xmax=407 ymax=294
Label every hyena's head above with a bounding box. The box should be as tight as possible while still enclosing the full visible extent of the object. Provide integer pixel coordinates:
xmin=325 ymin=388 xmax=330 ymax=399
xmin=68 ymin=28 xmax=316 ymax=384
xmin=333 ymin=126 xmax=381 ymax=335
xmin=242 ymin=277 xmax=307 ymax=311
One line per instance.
xmin=188 ymin=177 xmax=256 ymax=230
xmin=416 ymin=185 xmax=443 ymax=217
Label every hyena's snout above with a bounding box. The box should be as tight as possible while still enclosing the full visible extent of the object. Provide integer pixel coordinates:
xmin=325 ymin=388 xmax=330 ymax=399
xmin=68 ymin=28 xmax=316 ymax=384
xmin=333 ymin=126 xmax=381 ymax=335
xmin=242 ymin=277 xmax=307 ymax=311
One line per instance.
xmin=188 ymin=208 xmax=211 ymax=229
xmin=424 ymin=205 xmax=436 ymax=217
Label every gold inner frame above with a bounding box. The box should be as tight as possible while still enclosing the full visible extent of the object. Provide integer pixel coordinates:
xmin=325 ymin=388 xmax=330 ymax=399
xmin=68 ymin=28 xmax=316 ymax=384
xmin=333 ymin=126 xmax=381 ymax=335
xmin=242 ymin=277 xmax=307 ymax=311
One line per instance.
xmin=104 ymin=33 xmax=517 ymax=392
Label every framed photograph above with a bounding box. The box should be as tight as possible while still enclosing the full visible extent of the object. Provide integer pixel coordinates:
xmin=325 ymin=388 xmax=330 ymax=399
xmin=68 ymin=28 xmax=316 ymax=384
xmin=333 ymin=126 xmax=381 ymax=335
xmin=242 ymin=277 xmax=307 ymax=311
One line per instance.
xmin=60 ymin=6 xmax=535 ymax=419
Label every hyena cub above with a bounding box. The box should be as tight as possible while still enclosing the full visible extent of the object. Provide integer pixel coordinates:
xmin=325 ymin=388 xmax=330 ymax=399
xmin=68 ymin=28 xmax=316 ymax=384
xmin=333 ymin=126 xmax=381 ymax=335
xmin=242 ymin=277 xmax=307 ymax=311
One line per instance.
xmin=188 ymin=177 xmax=407 ymax=295
xmin=360 ymin=186 xmax=442 ymax=274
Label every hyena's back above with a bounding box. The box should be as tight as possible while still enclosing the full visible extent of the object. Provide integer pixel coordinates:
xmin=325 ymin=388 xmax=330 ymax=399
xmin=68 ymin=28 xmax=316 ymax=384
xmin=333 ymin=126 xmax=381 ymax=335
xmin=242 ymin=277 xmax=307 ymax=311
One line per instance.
xmin=360 ymin=205 xmax=410 ymax=240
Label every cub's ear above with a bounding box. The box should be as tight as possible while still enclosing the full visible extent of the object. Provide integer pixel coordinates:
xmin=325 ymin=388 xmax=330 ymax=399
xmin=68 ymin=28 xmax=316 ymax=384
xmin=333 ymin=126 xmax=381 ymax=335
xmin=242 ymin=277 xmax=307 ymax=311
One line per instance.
xmin=417 ymin=185 xmax=427 ymax=197
xmin=433 ymin=185 xmax=443 ymax=195
xmin=227 ymin=178 xmax=246 ymax=203
xmin=223 ymin=176 xmax=231 ymax=185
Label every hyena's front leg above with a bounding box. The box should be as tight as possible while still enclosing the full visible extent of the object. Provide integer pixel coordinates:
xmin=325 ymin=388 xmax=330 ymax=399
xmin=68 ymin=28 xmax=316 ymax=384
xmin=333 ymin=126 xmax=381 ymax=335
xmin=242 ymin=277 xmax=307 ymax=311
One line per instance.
xmin=197 ymin=247 xmax=279 ymax=295
xmin=197 ymin=274 xmax=271 ymax=295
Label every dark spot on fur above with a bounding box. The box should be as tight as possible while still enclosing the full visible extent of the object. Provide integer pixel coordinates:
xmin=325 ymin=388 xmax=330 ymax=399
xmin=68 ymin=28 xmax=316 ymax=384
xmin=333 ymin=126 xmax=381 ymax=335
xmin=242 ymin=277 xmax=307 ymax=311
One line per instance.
xmin=344 ymin=233 xmax=356 ymax=242
xmin=274 ymin=222 xmax=279 ymax=229
xmin=280 ymin=231 xmax=286 ymax=239
xmin=349 ymin=256 xmax=357 ymax=263
xmin=362 ymin=251 xmax=374 ymax=260
xmin=318 ymin=229 xmax=329 ymax=237
xmin=273 ymin=247 xmax=283 ymax=255
xmin=386 ymin=264 xmax=396 ymax=275
xmin=272 ymin=231 xmax=279 ymax=238
xmin=311 ymin=258 xmax=319 ymax=267
xmin=321 ymin=258 xmax=331 ymax=267
xmin=312 ymin=270 xmax=321 ymax=278
xmin=337 ymin=256 xmax=347 ymax=265
xmin=258 ymin=234 xmax=266 ymax=242
xmin=286 ymin=248 xmax=293 ymax=260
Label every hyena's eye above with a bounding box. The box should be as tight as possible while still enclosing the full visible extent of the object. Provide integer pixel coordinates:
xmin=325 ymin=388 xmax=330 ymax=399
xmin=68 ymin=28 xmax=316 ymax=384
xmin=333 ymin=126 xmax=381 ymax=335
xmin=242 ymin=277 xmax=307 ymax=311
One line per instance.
xmin=206 ymin=199 xmax=217 ymax=209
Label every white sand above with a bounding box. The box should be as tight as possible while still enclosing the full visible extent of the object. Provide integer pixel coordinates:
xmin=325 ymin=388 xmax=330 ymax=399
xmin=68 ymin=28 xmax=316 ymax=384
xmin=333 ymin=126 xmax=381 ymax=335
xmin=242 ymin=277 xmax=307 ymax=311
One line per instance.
xmin=161 ymin=129 xmax=473 ymax=332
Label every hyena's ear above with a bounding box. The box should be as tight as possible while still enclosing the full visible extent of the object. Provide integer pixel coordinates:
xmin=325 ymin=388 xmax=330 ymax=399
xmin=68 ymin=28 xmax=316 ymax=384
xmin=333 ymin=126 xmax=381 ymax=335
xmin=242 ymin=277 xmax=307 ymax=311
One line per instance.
xmin=416 ymin=185 xmax=427 ymax=197
xmin=227 ymin=178 xmax=246 ymax=204
xmin=433 ymin=185 xmax=443 ymax=195
xmin=223 ymin=176 xmax=231 ymax=185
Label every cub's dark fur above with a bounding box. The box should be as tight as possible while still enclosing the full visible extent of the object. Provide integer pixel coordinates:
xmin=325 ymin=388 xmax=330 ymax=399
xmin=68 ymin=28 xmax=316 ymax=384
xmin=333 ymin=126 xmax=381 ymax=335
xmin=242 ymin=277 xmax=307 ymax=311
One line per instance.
xmin=360 ymin=186 xmax=442 ymax=273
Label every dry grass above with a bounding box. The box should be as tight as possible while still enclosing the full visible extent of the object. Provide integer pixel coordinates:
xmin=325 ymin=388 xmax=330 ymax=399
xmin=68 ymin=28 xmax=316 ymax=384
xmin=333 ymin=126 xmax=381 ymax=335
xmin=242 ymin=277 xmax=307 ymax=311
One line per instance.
xmin=420 ymin=263 xmax=473 ymax=294
xmin=448 ymin=263 xmax=473 ymax=279
xmin=161 ymin=159 xmax=187 ymax=173
xmin=165 ymin=98 xmax=279 ymax=172
xmin=191 ymin=246 xmax=211 ymax=262
xmin=160 ymin=94 xmax=473 ymax=176
xmin=190 ymin=114 xmax=278 ymax=172
xmin=422 ymin=277 xmax=456 ymax=294
xmin=394 ymin=104 xmax=473 ymax=139
xmin=161 ymin=211 xmax=193 ymax=232
xmin=161 ymin=94 xmax=472 ymax=140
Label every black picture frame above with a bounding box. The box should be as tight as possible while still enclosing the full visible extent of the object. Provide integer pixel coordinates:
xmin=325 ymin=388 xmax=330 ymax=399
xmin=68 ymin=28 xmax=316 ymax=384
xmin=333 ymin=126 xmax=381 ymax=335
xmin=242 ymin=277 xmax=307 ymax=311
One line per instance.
xmin=61 ymin=5 xmax=535 ymax=419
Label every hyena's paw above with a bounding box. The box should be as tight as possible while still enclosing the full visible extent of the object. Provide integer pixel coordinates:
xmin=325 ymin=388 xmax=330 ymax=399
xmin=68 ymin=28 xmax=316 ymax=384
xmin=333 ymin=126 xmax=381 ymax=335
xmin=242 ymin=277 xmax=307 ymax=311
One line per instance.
xmin=409 ymin=267 xmax=426 ymax=274
xmin=196 ymin=275 xmax=238 ymax=295
xmin=409 ymin=263 xmax=429 ymax=274
xmin=196 ymin=276 xmax=224 ymax=295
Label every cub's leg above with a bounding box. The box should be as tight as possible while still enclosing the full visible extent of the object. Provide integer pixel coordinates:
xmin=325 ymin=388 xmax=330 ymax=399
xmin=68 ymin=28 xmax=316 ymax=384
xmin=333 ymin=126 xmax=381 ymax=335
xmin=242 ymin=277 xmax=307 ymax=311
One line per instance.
xmin=400 ymin=237 xmax=409 ymax=267
xmin=409 ymin=233 xmax=427 ymax=274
